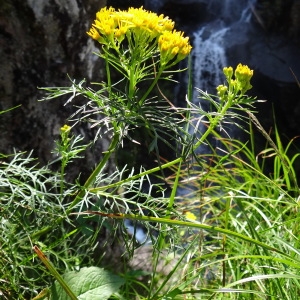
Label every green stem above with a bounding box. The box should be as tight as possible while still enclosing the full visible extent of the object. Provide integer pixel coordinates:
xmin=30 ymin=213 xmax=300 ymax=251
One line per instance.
xmin=67 ymin=133 xmax=120 ymax=213
xmin=31 ymin=133 xmax=120 ymax=240
xmin=166 ymin=159 xmax=182 ymax=215
xmin=155 ymin=138 xmax=184 ymax=254
xmin=193 ymin=99 xmax=232 ymax=151
xmin=33 ymin=245 xmax=78 ymax=300
xmin=104 ymin=47 xmax=112 ymax=98
xmin=154 ymin=90 xmax=233 ymax=255
xmin=128 ymin=63 xmax=137 ymax=101
xmin=139 ymin=66 xmax=164 ymax=105
xmin=89 ymin=156 xmax=182 ymax=193
xmin=60 ymin=160 xmax=66 ymax=202
xmin=74 ymin=212 xmax=289 ymax=258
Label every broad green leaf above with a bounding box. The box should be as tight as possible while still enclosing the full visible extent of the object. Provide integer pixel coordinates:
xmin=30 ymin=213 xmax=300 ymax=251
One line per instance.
xmin=50 ymin=267 xmax=125 ymax=300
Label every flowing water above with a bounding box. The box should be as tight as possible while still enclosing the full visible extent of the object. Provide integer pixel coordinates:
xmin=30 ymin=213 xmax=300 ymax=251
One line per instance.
xmin=191 ymin=0 xmax=255 ymax=94
xmin=145 ymin=0 xmax=255 ymax=94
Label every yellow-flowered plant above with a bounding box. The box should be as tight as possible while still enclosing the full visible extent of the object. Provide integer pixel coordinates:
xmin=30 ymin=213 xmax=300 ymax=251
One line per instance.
xmin=87 ymin=6 xmax=191 ymax=65
xmin=87 ymin=6 xmax=192 ymax=105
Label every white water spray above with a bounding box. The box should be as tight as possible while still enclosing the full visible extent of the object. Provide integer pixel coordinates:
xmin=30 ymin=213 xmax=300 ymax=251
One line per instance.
xmin=192 ymin=27 xmax=228 ymax=93
xmin=192 ymin=0 xmax=256 ymax=95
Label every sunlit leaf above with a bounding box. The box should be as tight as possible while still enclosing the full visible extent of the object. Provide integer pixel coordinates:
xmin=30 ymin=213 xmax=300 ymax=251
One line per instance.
xmin=50 ymin=267 xmax=125 ymax=300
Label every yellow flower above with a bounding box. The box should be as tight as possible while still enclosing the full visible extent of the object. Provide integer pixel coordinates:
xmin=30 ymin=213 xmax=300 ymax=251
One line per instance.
xmin=216 ymin=84 xmax=228 ymax=101
xmin=235 ymin=63 xmax=253 ymax=81
xmin=87 ymin=7 xmax=117 ymax=45
xmin=158 ymin=30 xmax=192 ymax=66
xmin=234 ymin=63 xmax=253 ymax=93
xmin=171 ymin=46 xmax=179 ymax=56
xmin=122 ymin=7 xmax=174 ymax=36
xmin=86 ymin=27 xmax=100 ymax=41
xmin=87 ymin=6 xmax=192 ymax=67
xmin=223 ymin=66 xmax=233 ymax=81
xmin=185 ymin=211 xmax=197 ymax=221
xmin=60 ymin=124 xmax=71 ymax=133
xmin=114 ymin=26 xmax=128 ymax=44
xmin=221 ymin=64 xmax=254 ymax=96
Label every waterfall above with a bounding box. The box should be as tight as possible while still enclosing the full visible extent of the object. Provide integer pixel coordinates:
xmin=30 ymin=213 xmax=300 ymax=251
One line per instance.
xmin=191 ymin=0 xmax=255 ymax=94
xmin=192 ymin=27 xmax=228 ymax=93
xmin=189 ymin=0 xmax=256 ymax=156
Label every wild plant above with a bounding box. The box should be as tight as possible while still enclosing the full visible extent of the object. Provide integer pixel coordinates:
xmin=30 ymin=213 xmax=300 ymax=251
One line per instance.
xmin=1 ymin=6 xmax=299 ymax=300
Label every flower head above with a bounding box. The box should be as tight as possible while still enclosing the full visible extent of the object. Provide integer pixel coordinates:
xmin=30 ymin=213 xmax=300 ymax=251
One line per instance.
xmin=235 ymin=64 xmax=253 ymax=81
xmin=185 ymin=211 xmax=197 ymax=221
xmin=221 ymin=64 xmax=254 ymax=97
xmin=216 ymin=84 xmax=228 ymax=102
xmin=87 ymin=6 xmax=192 ymax=65
xmin=60 ymin=124 xmax=71 ymax=133
xmin=120 ymin=7 xmax=174 ymax=36
xmin=234 ymin=63 xmax=253 ymax=93
xmin=60 ymin=124 xmax=71 ymax=142
xmin=87 ymin=7 xmax=117 ymax=45
xmin=223 ymin=66 xmax=233 ymax=82
xmin=158 ymin=30 xmax=192 ymax=66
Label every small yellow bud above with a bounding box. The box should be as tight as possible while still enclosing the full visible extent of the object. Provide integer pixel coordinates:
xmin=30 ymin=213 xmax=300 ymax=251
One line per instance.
xmin=185 ymin=211 xmax=197 ymax=221
xmin=223 ymin=66 xmax=233 ymax=81
xmin=216 ymin=84 xmax=228 ymax=101
xmin=60 ymin=125 xmax=71 ymax=133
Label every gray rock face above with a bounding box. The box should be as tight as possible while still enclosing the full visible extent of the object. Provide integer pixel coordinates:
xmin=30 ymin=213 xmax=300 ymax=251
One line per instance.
xmin=0 ymin=0 xmax=106 ymax=167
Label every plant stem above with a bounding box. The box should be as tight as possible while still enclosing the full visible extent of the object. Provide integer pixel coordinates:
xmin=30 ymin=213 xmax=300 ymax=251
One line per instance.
xmin=60 ymin=160 xmax=66 ymax=202
xmin=139 ymin=66 xmax=163 ymax=105
xmin=72 ymin=211 xmax=291 ymax=258
xmin=89 ymin=156 xmax=182 ymax=193
xmin=67 ymin=133 xmax=120 ymax=213
xmin=31 ymin=133 xmax=120 ymax=240
xmin=193 ymin=99 xmax=232 ymax=151
xmin=105 ymin=47 xmax=112 ymax=98
xmin=128 ymin=62 xmax=137 ymax=101
xmin=33 ymin=245 xmax=78 ymax=300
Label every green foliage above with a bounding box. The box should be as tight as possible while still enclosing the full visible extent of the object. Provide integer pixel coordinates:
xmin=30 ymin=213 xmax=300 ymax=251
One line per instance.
xmin=1 ymin=5 xmax=300 ymax=300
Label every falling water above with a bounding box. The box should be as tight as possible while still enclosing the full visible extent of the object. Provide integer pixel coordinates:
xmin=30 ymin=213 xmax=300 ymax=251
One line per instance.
xmin=191 ymin=0 xmax=255 ymax=94
xmin=187 ymin=0 xmax=256 ymax=158
xmin=192 ymin=27 xmax=228 ymax=93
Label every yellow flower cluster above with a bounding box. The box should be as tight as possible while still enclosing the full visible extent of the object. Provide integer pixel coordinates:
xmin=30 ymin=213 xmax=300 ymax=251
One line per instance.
xmin=158 ymin=30 xmax=192 ymax=66
xmin=217 ymin=64 xmax=254 ymax=100
xmin=234 ymin=63 xmax=253 ymax=93
xmin=87 ymin=7 xmax=118 ymax=45
xmin=223 ymin=66 xmax=233 ymax=81
xmin=185 ymin=211 xmax=197 ymax=221
xmin=216 ymin=84 xmax=228 ymax=101
xmin=87 ymin=6 xmax=192 ymax=65
xmin=117 ymin=7 xmax=175 ymax=36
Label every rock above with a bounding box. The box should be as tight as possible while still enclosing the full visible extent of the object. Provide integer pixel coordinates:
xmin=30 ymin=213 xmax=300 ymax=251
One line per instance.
xmin=225 ymin=4 xmax=300 ymax=143
xmin=0 ymin=0 xmax=106 ymax=171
